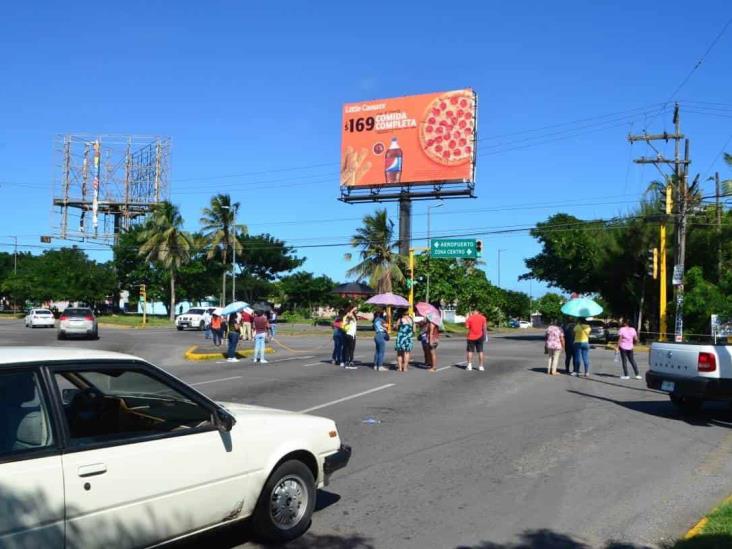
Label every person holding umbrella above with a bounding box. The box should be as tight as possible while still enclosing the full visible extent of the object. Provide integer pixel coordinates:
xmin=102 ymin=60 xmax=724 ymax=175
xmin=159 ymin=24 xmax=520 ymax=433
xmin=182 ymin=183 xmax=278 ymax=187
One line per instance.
xmin=372 ymin=310 xmax=389 ymax=371
xmin=560 ymin=297 xmax=602 ymax=377
xmin=572 ymin=318 xmax=592 ymax=376
xmin=226 ymin=313 xmax=241 ymax=362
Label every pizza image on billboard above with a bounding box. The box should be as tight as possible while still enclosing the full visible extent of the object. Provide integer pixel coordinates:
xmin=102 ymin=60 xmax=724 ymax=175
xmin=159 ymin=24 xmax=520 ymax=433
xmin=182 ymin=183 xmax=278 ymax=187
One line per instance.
xmin=340 ymin=89 xmax=477 ymax=188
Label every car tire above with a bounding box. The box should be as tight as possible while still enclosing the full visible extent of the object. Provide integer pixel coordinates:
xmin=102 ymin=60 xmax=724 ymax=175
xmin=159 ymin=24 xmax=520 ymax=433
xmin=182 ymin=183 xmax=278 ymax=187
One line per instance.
xmin=176 ymin=326 xmax=184 ymax=331
xmin=252 ymin=459 xmax=316 ymax=543
xmin=57 ymin=332 xmax=65 ymax=340
xmin=199 ymin=320 xmax=205 ymax=331
xmin=670 ymin=394 xmax=703 ymax=414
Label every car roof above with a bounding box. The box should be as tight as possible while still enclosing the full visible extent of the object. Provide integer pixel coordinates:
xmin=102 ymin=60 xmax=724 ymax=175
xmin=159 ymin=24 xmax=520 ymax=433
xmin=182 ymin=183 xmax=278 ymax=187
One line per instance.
xmin=0 ymin=346 xmax=143 ymax=366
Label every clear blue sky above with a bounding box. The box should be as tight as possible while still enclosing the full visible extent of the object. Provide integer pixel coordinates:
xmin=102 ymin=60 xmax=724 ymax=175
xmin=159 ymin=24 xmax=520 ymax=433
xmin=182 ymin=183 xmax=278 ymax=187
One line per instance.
xmin=1 ymin=1 xmax=731 ymax=299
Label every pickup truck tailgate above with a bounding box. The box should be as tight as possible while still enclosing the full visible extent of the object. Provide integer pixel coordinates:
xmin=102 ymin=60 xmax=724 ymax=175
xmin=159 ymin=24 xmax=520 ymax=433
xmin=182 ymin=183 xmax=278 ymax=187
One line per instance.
xmin=649 ymin=343 xmax=720 ymax=379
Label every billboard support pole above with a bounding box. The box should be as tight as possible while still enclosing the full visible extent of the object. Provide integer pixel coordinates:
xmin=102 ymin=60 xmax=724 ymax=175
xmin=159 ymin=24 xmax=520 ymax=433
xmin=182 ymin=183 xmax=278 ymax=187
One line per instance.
xmin=398 ymin=196 xmax=411 ymax=257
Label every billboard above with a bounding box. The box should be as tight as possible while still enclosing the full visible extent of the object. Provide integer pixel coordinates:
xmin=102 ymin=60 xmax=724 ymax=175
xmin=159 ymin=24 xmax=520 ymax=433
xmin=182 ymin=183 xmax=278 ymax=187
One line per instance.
xmin=340 ymin=89 xmax=477 ymax=188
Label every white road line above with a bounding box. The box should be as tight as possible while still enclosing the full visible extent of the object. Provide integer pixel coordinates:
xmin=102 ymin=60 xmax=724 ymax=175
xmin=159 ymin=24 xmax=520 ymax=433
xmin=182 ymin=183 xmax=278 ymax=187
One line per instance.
xmin=436 ymin=366 xmax=451 ymax=372
xmin=273 ymin=355 xmax=314 ymax=363
xmin=303 ymin=361 xmax=326 ymax=367
xmin=191 ymin=376 xmax=242 ymax=386
xmin=298 ymin=383 xmax=396 ymax=414
xmin=455 ymin=361 xmax=467 ymax=366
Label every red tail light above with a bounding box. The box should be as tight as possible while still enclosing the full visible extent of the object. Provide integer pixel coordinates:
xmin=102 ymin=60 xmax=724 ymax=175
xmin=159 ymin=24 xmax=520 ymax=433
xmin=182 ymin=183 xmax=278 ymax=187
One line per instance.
xmin=698 ymin=352 xmax=717 ymax=373
xmin=84 ymin=315 xmax=94 ymax=321
xmin=59 ymin=315 xmax=68 ymax=321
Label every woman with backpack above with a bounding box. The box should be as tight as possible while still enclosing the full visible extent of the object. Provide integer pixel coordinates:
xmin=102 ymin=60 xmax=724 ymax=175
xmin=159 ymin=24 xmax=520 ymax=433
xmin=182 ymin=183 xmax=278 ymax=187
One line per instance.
xmin=372 ymin=310 xmax=389 ymax=371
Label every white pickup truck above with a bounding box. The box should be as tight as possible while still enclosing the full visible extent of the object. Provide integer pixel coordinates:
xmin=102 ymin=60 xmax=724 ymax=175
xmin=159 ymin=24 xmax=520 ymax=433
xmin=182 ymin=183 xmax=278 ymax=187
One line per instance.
xmin=646 ymin=342 xmax=732 ymax=413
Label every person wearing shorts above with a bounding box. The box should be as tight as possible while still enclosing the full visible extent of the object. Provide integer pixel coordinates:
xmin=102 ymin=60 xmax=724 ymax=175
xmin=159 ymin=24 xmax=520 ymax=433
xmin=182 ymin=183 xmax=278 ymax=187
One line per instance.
xmin=465 ymin=307 xmax=487 ymax=371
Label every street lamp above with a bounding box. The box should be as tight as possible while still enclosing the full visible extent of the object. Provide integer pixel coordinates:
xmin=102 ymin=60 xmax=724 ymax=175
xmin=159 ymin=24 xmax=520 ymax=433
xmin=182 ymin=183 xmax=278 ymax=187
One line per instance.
xmin=497 ymin=248 xmax=507 ymax=288
xmin=426 ymin=201 xmax=444 ymax=304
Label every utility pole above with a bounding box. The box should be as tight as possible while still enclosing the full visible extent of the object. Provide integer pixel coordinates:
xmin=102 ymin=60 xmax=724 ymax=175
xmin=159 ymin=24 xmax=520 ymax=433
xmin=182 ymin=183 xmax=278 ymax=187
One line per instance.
xmin=12 ymin=236 xmax=17 ymax=315
xmin=425 ymin=202 xmax=443 ymax=304
xmin=717 ymin=172 xmax=722 ymax=279
xmin=628 ymin=103 xmax=686 ymax=341
xmin=497 ymin=248 xmax=507 ymax=288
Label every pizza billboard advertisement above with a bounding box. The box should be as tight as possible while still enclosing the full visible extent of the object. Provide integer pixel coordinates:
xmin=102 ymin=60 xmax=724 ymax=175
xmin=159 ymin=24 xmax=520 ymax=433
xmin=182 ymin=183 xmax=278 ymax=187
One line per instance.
xmin=340 ymin=89 xmax=477 ymax=188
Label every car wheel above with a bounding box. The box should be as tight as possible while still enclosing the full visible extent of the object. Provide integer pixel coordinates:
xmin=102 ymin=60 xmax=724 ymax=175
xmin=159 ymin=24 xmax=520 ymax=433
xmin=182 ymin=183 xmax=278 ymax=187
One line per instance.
xmin=252 ymin=459 xmax=316 ymax=543
xmin=670 ymin=394 xmax=703 ymax=414
xmin=57 ymin=332 xmax=65 ymax=341
xmin=176 ymin=326 xmax=184 ymax=331
xmin=199 ymin=320 xmax=205 ymax=331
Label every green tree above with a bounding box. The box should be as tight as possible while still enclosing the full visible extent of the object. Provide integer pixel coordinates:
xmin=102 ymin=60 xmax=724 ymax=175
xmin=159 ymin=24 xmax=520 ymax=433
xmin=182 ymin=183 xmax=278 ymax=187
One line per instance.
xmin=348 ymin=209 xmax=404 ymax=293
xmin=139 ymin=201 xmax=193 ymax=320
xmin=200 ymin=193 xmax=246 ymax=304
xmin=112 ymin=226 xmax=167 ymax=309
xmin=235 ymin=233 xmax=304 ymax=302
xmin=536 ymin=293 xmax=565 ymax=323
xmin=277 ymin=272 xmax=336 ymax=314
xmin=176 ymin=233 xmax=224 ymax=305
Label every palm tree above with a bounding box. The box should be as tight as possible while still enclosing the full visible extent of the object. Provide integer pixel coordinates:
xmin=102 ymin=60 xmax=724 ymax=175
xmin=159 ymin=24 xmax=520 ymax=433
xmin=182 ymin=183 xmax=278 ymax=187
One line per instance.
xmin=138 ymin=201 xmax=193 ymax=321
xmin=348 ymin=209 xmax=404 ymax=293
xmin=200 ymin=193 xmax=246 ymax=304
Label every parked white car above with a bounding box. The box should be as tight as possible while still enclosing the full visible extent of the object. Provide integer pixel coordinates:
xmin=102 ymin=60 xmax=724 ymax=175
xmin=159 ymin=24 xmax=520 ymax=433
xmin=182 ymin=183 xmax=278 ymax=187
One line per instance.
xmin=0 ymin=347 xmax=350 ymax=547
xmin=24 ymin=309 xmax=55 ymax=328
xmin=518 ymin=320 xmax=531 ymax=329
xmin=175 ymin=307 xmax=211 ymax=331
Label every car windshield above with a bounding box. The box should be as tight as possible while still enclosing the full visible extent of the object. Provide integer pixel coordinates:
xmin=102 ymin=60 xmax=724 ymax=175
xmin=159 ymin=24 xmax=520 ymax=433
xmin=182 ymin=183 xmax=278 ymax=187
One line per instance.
xmin=187 ymin=308 xmax=204 ymax=315
xmin=35 ymin=309 xmax=52 ymax=315
xmin=64 ymin=308 xmax=92 ymax=317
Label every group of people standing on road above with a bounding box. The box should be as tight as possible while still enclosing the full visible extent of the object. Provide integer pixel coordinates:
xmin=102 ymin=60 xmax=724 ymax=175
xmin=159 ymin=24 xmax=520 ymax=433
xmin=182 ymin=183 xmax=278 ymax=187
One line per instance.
xmin=545 ymin=318 xmax=641 ymax=379
xmin=331 ymin=307 xmax=444 ymax=373
xmin=202 ymin=308 xmax=276 ymax=363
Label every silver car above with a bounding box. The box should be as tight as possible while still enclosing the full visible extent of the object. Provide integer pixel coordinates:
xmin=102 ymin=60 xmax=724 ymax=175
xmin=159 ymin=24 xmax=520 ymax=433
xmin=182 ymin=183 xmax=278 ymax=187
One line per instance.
xmin=58 ymin=307 xmax=98 ymax=340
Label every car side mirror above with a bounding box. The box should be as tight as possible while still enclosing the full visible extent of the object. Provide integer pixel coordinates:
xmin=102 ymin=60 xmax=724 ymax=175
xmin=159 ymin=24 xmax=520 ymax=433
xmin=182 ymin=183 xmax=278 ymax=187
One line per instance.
xmin=214 ymin=408 xmax=236 ymax=433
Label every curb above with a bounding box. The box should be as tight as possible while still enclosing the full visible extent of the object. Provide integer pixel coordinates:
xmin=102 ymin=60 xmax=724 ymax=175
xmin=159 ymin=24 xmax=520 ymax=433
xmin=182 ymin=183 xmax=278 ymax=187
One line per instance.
xmin=184 ymin=345 xmax=275 ymax=361
xmin=683 ymin=493 xmax=732 ymax=540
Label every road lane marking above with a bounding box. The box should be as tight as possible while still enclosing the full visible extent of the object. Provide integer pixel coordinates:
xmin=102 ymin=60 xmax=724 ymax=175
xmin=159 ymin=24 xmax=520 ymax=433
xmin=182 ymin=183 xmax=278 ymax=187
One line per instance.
xmin=191 ymin=376 xmax=242 ymax=386
xmin=298 ymin=383 xmax=396 ymax=414
xmin=273 ymin=355 xmax=314 ymax=363
xmin=436 ymin=366 xmax=451 ymax=372
xmin=304 ymin=361 xmax=326 ymax=367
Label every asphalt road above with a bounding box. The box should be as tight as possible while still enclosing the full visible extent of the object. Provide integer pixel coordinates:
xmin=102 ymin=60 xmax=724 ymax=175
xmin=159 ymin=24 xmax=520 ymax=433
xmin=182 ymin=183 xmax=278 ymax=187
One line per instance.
xmin=3 ymin=320 xmax=732 ymax=549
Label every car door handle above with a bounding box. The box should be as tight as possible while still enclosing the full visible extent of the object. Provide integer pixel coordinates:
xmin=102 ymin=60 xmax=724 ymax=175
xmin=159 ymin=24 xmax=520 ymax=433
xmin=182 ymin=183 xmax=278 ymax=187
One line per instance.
xmin=78 ymin=463 xmax=107 ymax=477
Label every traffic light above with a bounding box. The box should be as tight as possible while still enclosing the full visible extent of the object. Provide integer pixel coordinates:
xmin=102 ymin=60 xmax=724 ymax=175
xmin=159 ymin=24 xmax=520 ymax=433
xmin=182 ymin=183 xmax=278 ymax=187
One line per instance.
xmin=476 ymin=240 xmax=483 ymax=256
xmin=647 ymin=248 xmax=658 ymax=279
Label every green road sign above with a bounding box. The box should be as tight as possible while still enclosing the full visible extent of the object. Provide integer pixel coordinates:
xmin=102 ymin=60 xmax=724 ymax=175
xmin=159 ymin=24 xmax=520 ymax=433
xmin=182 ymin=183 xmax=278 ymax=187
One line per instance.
xmin=431 ymin=238 xmax=478 ymax=259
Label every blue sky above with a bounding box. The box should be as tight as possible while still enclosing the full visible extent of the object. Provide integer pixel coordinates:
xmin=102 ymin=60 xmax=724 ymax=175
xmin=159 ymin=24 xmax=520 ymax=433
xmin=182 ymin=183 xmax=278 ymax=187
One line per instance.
xmin=1 ymin=1 xmax=731 ymax=299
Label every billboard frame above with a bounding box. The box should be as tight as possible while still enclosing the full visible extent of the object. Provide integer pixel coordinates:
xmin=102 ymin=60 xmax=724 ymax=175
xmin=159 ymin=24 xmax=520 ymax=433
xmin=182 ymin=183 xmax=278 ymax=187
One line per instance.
xmin=338 ymin=180 xmax=475 ymax=204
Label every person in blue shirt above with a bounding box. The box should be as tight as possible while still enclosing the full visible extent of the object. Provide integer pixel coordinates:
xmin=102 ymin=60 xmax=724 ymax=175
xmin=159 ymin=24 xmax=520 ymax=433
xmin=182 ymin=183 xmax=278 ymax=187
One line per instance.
xmin=373 ymin=310 xmax=388 ymax=372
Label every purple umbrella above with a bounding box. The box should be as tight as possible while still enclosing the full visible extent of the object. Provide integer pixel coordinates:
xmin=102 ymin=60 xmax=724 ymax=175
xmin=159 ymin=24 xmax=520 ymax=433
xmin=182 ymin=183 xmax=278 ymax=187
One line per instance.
xmin=365 ymin=292 xmax=410 ymax=308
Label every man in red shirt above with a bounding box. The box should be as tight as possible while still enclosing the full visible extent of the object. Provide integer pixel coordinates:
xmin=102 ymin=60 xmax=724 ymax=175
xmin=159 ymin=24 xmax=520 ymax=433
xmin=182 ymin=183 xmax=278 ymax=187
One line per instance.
xmin=240 ymin=310 xmax=253 ymax=341
xmin=465 ymin=307 xmax=487 ymax=371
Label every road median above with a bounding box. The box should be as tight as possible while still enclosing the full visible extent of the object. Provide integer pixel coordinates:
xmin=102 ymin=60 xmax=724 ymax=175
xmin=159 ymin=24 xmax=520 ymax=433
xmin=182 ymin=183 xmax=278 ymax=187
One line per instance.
xmin=184 ymin=344 xmax=275 ymax=361
xmin=673 ymin=494 xmax=732 ymax=547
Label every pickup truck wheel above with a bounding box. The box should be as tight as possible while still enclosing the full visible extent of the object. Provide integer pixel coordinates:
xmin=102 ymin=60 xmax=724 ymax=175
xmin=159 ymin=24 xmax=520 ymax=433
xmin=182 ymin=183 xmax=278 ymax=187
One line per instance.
xmin=176 ymin=326 xmax=184 ymax=331
xmin=252 ymin=459 xmax=315 ymax=543
xmin=670 ymin=394 xmax=703 ymax=414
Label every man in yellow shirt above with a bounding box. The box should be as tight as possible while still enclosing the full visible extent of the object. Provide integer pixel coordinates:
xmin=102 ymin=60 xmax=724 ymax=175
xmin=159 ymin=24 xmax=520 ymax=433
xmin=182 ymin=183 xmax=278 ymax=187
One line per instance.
xmin=572 ymin=318 xmax=591 ymax=377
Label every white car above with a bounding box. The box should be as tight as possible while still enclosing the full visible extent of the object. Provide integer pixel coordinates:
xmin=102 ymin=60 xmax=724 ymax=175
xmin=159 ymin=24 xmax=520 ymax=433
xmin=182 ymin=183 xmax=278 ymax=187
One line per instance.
xmin=175 ymin=307 xmax=211 ymax=331
xmin=0 ymin=347 xmax=351 ymax=547
xmin=24 ymin=309 xmax=56 ymax=328
xmin=518 ymin=320 xmax=531 ymax=329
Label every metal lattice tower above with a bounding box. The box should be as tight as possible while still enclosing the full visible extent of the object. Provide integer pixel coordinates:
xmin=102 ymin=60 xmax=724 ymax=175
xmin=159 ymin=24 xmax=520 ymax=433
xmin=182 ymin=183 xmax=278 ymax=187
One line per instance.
xmin=52 ymin=134 xmax=171 ymax=242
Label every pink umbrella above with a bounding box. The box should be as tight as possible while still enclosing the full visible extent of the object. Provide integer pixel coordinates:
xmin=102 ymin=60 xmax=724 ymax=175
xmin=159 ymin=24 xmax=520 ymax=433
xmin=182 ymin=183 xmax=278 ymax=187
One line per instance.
xmin=366 ymin=292 xmax=410 ymax=307
xmin=415 ymin=302 xmax=443 ymax=327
